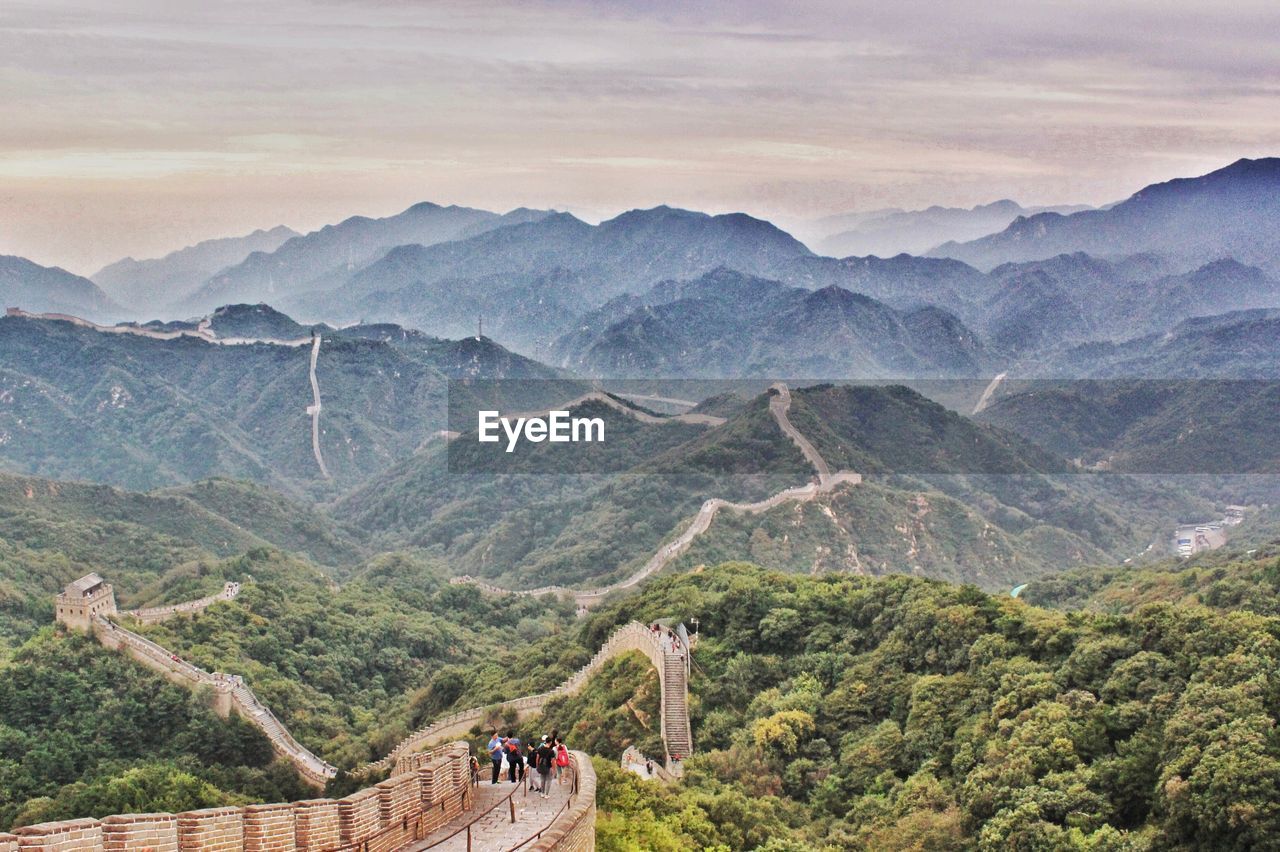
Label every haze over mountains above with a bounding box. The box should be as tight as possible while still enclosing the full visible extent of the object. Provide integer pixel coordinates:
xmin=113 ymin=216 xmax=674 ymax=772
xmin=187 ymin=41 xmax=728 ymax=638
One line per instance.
xmin=932 ymin=158 xmax=1280 ymax=273
xmin=3 ymin=156 xmax=1279 ymax=503
xmin=1 ymin=256 xmax=122 ymax=322
xmin=806 ymin=199 xmax=1093 ymax=258
xmin=1 ymin=158 xmax=1274 ymax=385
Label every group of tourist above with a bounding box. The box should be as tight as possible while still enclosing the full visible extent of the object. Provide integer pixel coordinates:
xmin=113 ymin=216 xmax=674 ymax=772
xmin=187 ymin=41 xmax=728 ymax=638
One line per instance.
xmin=651 ymin=622 xmax=683 ymax=655
xmin=483 ymin=730 xmax=570 ymax=798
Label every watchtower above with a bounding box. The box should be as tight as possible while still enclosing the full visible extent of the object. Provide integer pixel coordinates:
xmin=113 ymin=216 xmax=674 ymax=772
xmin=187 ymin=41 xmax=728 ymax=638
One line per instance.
xmin=55 ymin=573 xmax=117 ymax=631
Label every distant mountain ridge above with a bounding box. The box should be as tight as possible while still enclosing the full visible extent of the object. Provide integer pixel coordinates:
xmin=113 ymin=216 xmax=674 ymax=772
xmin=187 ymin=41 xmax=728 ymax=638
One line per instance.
xmin=0 ymin=305 xmax=577 ymax=494
xmin=285 ymin=205 xmax=816 ymax=350
xmin=183 ymin=204 xmax=553 ymax=313
xmin=552 ymin=268 xmax=988 ymax=378
xmin=92 ymin=225 xmax=298 ymax=310
xmin=0 ymin=255 xmax=122 ymax=321
xmin=811 ymin=199 xmax=1092 ymax=258
xmin=932 ymin=158 xmax=1280 ymax=272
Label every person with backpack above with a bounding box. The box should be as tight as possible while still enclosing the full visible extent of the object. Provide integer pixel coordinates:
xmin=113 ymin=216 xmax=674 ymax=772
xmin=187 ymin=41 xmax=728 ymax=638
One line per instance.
xmin=534 ymin=735 xmax=555 ymax=797
xmin=554 ymin=738 xmax=570 ymax=784
xmin=506 ymin=737 xmax=524 ymax=784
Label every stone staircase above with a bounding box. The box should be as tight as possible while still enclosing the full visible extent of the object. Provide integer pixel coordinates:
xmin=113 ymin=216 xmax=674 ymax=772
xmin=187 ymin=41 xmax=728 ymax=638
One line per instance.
xmin=661 ymin=650 xmax=692 ymax=762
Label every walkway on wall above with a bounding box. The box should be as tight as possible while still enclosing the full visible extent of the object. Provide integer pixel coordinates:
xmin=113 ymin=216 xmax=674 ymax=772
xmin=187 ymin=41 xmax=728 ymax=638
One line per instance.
xmin=405 ymin=758 xmax=581 ymax=852
xmin=307 ymin=334 xmax=331 ymax=479
xmin=451 ymin=381 xmax=861 ymax=610
xmin=91 ymin=585 xmax=338 ymax=786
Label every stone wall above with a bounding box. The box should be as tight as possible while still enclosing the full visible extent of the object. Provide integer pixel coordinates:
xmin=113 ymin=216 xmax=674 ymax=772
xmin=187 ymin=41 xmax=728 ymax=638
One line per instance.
xmin=122 ymin=583 xmax=241 ymax=625
xmin=3 ymin=745 xmax=471 ymax=852
xmin=90 ymin=617 xmax=335 ymax=785
xmin=363 ymin=622 xmax=671 ymax=779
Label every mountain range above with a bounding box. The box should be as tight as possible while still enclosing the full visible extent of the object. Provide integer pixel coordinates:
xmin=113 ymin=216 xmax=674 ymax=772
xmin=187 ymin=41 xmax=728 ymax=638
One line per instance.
xmin=552 ymin=268 xmax=988 ymax=378
xmin=933 ymin=157 xmax=1280 ymax=273
xmin=92 ymin=225 xmax=298 ymax=309
xmin=808 ymin=199 xmax=1093 ymax=258
xmin=3 ymin=157 xmax=1276 ymax=387
xmin=0 ymin=305 xmax=578 ymax=495
xmin=1 ymin=256 xmax=122 ymax=321
xmin=183 ymin=204 xmax=553 ymax=314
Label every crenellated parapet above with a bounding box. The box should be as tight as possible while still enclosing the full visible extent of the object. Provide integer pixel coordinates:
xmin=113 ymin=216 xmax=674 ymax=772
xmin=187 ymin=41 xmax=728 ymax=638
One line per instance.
xmin=0 ymin=744 xmax=472 ymax=852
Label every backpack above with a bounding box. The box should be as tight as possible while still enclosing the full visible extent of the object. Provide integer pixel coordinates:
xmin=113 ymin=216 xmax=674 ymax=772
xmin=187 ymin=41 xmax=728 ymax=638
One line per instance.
xmin=555 ymin=745 xmax=569 ymax=767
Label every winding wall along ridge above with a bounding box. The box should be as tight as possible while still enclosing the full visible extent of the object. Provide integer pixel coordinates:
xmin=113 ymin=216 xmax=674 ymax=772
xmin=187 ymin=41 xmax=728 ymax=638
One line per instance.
xmin=121 ymin=581 xmax=241 ymax=624
xmin=452 ymin=382 xmax=861 ymax=609
xmin=4 ymin=307 xmax=315 ymax=347
xmin=307 ymin=334 xmax=332 ymax=479
xmin=93 ymin=615 xmax=338 ymax=786
xmin=352 ymin=622 xmax=689 ymax=780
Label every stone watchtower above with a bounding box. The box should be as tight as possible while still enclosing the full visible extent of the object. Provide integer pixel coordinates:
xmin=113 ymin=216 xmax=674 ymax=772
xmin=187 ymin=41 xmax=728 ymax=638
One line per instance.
xmin=55 ymin=573 xmax=117 ymax=631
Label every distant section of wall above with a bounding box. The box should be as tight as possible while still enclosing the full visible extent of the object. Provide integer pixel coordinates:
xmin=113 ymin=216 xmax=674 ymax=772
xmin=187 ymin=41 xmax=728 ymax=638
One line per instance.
xmin=5 ymin=745 xmax=471 ymax=852
xmin=90 ymin=616 xmax=335 ymax=785
xmin=121 ymin=582 xmax=241 ymax=625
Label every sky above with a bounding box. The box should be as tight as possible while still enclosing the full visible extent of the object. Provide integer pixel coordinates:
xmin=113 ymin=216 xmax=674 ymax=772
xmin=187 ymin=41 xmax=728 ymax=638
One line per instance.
xmin=2 ymin=0 xmax=1279 ymax=274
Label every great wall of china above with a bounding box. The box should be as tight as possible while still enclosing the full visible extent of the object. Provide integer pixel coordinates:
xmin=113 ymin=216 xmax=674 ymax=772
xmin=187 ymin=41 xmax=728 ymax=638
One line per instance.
xmin=120 ymin=581 xmax=241 ymax=624
xmin=5 ymin=308 xmax=332 ymax=478
xmin=350 ymin=621 xmax=691 ymax=781
xmin=47 ymin=573 xmax=605 ymax=850
xmin=22 ymin=307 xmax=858 ymax=851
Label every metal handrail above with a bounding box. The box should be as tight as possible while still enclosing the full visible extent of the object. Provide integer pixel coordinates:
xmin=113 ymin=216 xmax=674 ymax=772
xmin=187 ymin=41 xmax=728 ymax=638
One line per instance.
xmin=420 ymin=773 xmax=522 ymax=849
xmin=501 ymin=760 xmax=581 ymax=852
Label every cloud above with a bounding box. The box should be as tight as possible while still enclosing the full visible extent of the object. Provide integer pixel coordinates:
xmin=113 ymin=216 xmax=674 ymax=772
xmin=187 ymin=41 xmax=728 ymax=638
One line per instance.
xmin=1 ymin=0 xmax=1278 ymax=271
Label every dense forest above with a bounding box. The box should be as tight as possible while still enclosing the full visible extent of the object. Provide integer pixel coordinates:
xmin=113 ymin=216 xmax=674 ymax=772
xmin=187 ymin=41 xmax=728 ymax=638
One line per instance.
xmin=451 ymin=559 xmax=1280 ymax=850
xmin=0 ymin=631 xmax=308 ymax=830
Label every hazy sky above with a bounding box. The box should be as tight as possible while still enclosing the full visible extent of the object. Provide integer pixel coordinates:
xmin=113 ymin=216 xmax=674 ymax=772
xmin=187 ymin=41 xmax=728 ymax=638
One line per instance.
xmin=3 ymin=0 xmax=1279 ymax=273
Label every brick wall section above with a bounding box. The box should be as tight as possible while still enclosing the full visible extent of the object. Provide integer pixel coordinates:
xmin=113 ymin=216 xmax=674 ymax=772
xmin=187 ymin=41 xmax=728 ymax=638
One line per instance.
xmin=6 ymin=747 xmax=478 ymax=852
xmin=12 ymin=819 xmax=103 ymax=851
xmin=242 ymin=803 xmax=296 ymax=852
xmin=337 ymin=788 xmax=382 ymax=847
xmin=177 ymin=808 xmax=242 ymax=852
xmin=376 ymin=773 xmax=419 ymax=828
xmin=292 ymin=801 xmax=341 ymax=852
xmin=101 ymin=813 xmax=178 ymax=852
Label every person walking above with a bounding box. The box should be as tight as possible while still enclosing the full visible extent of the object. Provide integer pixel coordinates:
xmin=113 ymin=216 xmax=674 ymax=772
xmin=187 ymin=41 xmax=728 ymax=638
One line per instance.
xmin=555 ymin=738 xmax=570 ymax=785
xmin=486 ymin=732 xmax=505 ymax=784
xmin=526 ymin=742 xmax=539 ymax=791
xmin=506 ymin=738 xmax=524 ymax=784
xmin=535 ymin=736 xmax=555 ymax=798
